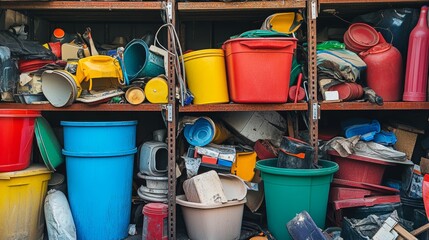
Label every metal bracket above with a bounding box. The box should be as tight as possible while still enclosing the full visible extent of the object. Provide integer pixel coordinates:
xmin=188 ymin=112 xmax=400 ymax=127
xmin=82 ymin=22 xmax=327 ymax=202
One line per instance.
xmin=312 ymin=103 xmax=320 ymax=120
xmin=310 ymin=0 xmax=318 ymax=19
xmin=162 ymin=104 xmax=173 ymax=122
xmin=166 ymin=2 xmax=173 ymax=22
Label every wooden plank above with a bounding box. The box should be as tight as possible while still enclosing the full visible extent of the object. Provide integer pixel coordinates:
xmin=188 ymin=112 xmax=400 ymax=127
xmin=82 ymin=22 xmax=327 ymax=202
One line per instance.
xmin=179 ymin=103 xmax=308 ymax=112
xmin=320 ymin=102 xmax=429 ymax=110
xmin=178 ymin=1 xmax=305 ymax=11
xmin=0 ymin=103 xmax=162 ymax=112
xmin=320 ymin=0 xmax=426 ymax=3
xmin=0 ymin=1 xmax=163 ymax=10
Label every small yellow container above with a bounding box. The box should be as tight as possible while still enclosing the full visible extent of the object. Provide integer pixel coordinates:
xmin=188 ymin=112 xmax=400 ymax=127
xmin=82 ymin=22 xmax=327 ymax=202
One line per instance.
xmin=144 ymin=76 xmax=168 ymax=103
xmin=0 ymin=164 xmax=52 ymax=240
xmin=183 ymin=49 xmax=229 ymax=104
xmin=231 ymin=151 xmax=257 ymax=182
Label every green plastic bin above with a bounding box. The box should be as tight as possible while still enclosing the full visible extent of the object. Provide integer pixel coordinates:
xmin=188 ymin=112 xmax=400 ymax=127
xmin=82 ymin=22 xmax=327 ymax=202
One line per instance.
xmin=256 ymin=159 xmax=338 ymax=240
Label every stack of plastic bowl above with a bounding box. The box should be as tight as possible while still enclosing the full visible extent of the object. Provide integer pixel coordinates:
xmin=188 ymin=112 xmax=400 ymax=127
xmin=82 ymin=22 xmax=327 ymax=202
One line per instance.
xmin=61 ymin=120 xmax=137 ymax=240
xmin=344 ymin=23 xmax=380 ymax=53
xmin=137 ymin=141 xmax=169 ymax=202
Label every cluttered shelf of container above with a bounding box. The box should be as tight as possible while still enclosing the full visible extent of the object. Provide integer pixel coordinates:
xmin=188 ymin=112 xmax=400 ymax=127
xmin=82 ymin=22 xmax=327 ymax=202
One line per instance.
xmin=320 ymin=102 xmax=429 ymax=110
xmin=0 ymin=103 xmax=162 ymax=112
xmin=179 ymin=103 xmax=308 ymax=112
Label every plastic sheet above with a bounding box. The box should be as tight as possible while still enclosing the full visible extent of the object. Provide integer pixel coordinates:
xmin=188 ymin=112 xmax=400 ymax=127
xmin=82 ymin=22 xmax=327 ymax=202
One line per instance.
xmin=0 ymin=46 xmax=18 ymax=93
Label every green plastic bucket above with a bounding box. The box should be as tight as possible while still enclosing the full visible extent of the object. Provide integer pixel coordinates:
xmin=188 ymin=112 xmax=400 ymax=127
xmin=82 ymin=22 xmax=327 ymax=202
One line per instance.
xmin=123 ymin=39 xmax=165 ymax=80
xmin=256 ymin=159 xmax=338 ymax=240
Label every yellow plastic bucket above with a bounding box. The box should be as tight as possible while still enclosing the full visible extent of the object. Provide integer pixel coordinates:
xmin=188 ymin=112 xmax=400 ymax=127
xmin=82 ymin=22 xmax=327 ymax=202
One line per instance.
xmin=0 ymin=164 xmax=52 ymax=240
xmin=183 ymin=49 xmax=229 ymax=104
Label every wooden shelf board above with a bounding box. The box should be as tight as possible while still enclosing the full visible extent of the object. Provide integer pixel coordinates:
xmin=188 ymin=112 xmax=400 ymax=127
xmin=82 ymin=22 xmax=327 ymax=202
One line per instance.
xmin=320 ymin=102 xmax=429 ymax=110
xmin=0 ymin=1 xmax=163 ymax=10
xmin=178 ymin=1 xmax=305 ymax=12
xmin=0 ymin=103 xmax=162 ymax=112
xmin=320 ymin=0 xmax=427 ymax=3
xmin=179 ymin=103 xmax=308 ymax=112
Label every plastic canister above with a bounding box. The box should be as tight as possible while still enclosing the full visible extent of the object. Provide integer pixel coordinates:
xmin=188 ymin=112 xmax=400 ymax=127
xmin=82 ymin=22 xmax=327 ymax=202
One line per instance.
xmin=359 ymin=43 xmax=403 ymax=101
xmin=142 ymin=203 xmax=168 ymax=240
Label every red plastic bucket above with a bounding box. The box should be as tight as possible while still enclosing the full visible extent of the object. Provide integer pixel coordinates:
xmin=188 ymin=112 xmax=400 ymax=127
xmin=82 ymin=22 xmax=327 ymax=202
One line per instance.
xmin=223 ymin=37 xmax=297 ymax=103
xmin=0 ymin=109 xmax=41 ymax=172
xmin=142 ymin=203 xmax=168 ymax=240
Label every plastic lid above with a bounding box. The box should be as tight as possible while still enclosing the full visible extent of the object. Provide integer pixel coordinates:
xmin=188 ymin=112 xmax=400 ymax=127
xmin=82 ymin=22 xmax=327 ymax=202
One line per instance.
xmin=143 ymin=202 xmax=168 ymax=215
xmin=53 ymin=28 xmax=65 ymax=39
xmin=0 ymin=164 xmax=51 ymax=180
xmin=184 ymin=117 xmax=214 ymax=147
xmin=144 ymin=77 xmax=168 ymax=104
xmin=348 ymin=23 xmax=379 ymax=47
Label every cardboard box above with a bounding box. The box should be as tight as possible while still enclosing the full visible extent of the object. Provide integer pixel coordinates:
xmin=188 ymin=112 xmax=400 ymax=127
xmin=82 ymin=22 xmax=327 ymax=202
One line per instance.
xmin=389 ymin=127 xmax=418 ymax=160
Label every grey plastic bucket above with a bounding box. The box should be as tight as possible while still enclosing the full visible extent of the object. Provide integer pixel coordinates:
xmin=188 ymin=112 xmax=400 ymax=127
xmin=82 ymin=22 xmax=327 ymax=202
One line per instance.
xmin=123 ymin=39 xmax=165 ymax=80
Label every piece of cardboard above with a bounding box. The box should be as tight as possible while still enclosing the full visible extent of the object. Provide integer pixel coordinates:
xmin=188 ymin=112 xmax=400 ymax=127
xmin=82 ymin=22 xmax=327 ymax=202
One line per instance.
xmin=389 ymin=127 xmax=418 ymax=160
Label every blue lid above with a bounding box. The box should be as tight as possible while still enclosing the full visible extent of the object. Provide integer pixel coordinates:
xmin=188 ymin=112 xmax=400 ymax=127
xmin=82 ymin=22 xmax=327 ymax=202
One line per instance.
xmin=184 ymin=118 xmax=214 ymax=147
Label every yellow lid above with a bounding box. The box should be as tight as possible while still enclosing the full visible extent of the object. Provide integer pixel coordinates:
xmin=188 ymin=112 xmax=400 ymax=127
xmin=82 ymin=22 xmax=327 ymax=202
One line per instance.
xmin=0 ymin=164 xmax=51 ymax=180
xmin=144 ymin=77 xmax=168 ymax=103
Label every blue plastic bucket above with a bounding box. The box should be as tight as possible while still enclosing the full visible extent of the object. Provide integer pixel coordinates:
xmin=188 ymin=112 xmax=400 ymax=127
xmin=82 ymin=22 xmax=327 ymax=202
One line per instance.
xmin=123 ymin=39 xmax=165 ymax=80
xmin=61 ymin=121 xmax=137 ymax=153
xmin=63 ymin=148 xmax=137 ymax=240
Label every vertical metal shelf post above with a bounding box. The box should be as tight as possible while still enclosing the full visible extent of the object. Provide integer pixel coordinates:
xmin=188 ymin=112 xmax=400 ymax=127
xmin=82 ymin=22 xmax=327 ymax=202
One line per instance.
xmin=307 ymin=0 xmax=319 ymax=161
xmin=166 ymin=0 xmax=177 ymax=239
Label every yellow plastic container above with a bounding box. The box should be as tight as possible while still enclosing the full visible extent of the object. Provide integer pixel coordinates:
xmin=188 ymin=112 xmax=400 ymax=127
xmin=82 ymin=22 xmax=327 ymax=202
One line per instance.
xmin=0 ymin=164 xmax=52 ymax=240
xmin=144 ymin=76 xmax=168 ymax=103
xmin=231 ymin=151 xmax=257 ymax=182
xmin=183 ymin=49 xmax=229 ymax=104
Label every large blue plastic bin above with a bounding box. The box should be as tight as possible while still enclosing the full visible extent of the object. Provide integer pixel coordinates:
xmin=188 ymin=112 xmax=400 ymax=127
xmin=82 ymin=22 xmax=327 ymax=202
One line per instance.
xmin=64 ymin=149 xmax=136 ymax=240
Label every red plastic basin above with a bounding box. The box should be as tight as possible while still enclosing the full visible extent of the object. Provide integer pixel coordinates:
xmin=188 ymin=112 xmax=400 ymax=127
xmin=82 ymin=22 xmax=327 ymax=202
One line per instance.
xmin=223 ymin=38 xmax=297 ymax=103
xmin=0 ymin=109 xmax=41 ymax=172
xmin=328 ymin=150 xmax=396 ymax=185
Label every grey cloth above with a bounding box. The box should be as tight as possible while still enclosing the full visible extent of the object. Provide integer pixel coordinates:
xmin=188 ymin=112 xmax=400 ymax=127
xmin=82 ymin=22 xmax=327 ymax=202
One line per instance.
xmin=322 ymin=136 xmax=408 ymax=163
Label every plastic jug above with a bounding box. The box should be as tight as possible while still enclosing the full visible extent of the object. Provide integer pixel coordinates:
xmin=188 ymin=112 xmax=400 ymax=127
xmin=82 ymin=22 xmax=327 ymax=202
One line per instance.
xmin=403 ymin=6 xmax=429 ymax=102
xmin=360 ymin=43 xmax=403 ymax=101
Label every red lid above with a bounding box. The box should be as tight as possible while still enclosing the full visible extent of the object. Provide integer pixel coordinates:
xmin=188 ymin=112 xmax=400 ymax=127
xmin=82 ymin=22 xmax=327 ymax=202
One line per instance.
xmin=53 ymin=28 xmax=65 ymax=39
xmin=143 ymin=203 xmax=168 ymax=215
xmin=348 ymin=23 xmax=379 ymax=47
xmin=328 ymin=83 xmax=352 ymax=101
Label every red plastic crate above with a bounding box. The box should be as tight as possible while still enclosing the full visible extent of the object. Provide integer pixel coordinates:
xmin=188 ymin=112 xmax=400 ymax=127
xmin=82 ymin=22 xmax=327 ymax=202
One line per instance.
xmin=223 ymin=37 xmax=297 ymax=103
xmin=328 ymin=150 xmax=396 ymax=185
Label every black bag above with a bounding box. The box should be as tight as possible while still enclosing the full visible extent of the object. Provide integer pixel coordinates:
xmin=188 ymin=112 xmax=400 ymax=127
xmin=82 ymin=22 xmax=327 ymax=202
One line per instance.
xmin=0 ymin=46 xmax=18 ymax=92
xmin=0 ymin=30 xmax=56 ymax=60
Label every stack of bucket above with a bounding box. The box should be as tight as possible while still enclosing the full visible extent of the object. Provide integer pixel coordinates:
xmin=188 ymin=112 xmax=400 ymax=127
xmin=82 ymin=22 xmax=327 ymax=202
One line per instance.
xmin=0 ymin=109 xmax=52 ymax=240
xmin=137 ymin=140 xmax=169 ymax=202
xmin=61 ymin=120 xmax=137 ymax=240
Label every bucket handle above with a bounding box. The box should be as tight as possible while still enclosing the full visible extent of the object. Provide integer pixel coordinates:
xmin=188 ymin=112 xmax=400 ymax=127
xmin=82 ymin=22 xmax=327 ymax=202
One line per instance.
xmin=239 ymin=40 xmax=295 ymax=50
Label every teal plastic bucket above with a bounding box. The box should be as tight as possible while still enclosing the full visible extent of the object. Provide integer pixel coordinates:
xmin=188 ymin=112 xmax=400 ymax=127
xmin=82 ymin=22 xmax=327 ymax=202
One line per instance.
xmin=256 ymin=159 xmax=339 ymax=240
xmin=63 ymin=148 xmax=136 ymax=240
xmin=123 ymin=39 xmax=165 ymax=80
